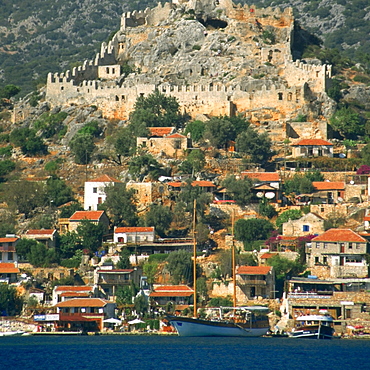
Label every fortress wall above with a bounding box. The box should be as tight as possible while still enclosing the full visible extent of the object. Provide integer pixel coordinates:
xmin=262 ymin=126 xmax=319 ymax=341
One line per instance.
xmin=98 ymin=65 xmax=121 ymax=80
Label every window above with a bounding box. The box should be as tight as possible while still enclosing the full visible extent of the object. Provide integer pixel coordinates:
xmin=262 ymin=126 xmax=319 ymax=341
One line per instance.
xmin=323 ymin=256 xmax=327 ymax=265
xmin=323 ymin=243 xmax=328 ymax=249
xmin=315 ymin=256 xmax=320 ymax=264
xmin=348 ymin=243 xmax=353 ymax=249
xmin=8 ymin=252 xmax=13 ymax=261
xmin=278 ymin=92 xmax=283 ymax=100
xmin=93 ymin=187 xmax=97 ymax=193
xmin=303 ymin=225 xmax=310 ymax=232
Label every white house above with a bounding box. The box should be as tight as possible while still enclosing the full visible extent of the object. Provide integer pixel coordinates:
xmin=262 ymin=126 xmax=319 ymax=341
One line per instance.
xmin=84 ymin=174 xmax=121 ymax=211
xmin=0 ymin=236 xmax=18 ymax=263
xmin=113 ymin=226 xmax=155 ymax=244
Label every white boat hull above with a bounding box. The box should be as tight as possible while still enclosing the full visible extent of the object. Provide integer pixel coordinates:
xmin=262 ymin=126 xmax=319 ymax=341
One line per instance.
xmin=169 ymin=317 xmax=269 ymax=337
xmin=0 ymin=330 xmax=25 ymax=337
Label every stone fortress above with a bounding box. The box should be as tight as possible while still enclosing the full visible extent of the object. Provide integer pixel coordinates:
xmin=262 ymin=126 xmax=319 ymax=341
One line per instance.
xmin=46 ymin=0 xmax=334 ymax=141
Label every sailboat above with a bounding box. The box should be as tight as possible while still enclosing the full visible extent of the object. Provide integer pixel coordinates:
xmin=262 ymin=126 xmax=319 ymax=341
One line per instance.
xmin=168 ymin=206 xmax=270 ymax=337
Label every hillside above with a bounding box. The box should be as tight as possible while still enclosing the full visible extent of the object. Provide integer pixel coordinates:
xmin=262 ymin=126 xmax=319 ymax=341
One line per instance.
xmin=1 ymin=0 xmax=370 ymax=96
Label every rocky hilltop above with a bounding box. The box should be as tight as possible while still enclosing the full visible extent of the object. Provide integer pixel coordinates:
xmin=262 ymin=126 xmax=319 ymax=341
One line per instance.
xmin=45 ymin=0 xmax=335 ymax=142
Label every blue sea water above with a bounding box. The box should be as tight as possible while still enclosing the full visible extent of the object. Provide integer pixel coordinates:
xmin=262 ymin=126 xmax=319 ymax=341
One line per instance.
xmin=1 ymin=335 xmax=370 ymax=370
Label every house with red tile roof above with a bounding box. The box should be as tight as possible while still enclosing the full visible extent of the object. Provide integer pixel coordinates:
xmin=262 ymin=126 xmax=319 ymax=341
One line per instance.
xmin=113 ymin=226 xmax=155 ymax=244
xmin=137 ymin=127 xmax=190 ymax=157
xmin=23 ymin=229 xmax=58 ymax=249
xmin=149 ymin=285 xmax=194 ymax=310
xmin=311 ymin=181 xmax=345 ymax=203
xmin=168 ymin=180 xmax=216 ymax=193
xmin=52 ymin=285 xmax=100 ymax=306
xmin=94 ymin=266 xmax=141 ymax=300
xmin=54 ymin=298 xmax=116 ymax=332
xmin=67 ymin=210 xmax=109 ymax=233
xmin=241 ymin=172 xmax=281 ymax=203
xmin=0 ymin=236 xmax=18 ymax=263
xmin=291 ymin=139 xmax=333 ymax=158
xmin=236 ymin=265 xmax=275 ymax=299
xmin=0 ymin=262 xmax=20 ymax=284
xmin=307 ymin=229 xmax=369 ymax=279
xmin=84 ymin=174 xmax=121 ymax=211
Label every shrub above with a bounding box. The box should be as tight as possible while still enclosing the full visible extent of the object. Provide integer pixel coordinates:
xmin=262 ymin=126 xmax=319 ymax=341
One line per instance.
xmin=148 ymin=253 xmax=168 ymax=263
xmin=192 ymin=45 xmax=201 ymax=50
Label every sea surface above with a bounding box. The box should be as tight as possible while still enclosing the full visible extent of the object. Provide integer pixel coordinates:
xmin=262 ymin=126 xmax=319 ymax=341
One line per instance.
xmin=1 ymin=335 xmax=370 ymax=370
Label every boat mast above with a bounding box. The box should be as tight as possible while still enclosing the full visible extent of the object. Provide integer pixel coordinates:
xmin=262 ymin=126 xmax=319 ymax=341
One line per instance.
xmin=232 ymin=209 xmax=237 ymax=308
xmin=193 ymin=199 xmax=197 ymax=318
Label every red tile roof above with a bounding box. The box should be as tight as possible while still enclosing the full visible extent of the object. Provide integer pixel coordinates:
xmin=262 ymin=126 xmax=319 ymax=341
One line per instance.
xmin=0 ymin=237 xmax=18 ymax=243
xmin=87 ymin=174 xmax=121 ymax=183
xmin=69 ymin=210 xmax=105 ymax=221
xmin=55 ymin=286 xmax=94 ymax=292
xmin=97 ymin=269 xmax=134 ymax=274
xmin=115 ymin=227 xmax=154 ymax=233
xmin=192 ymin=180 xmax=216 ymax=187
xmin=312 ymin=182 xmax=345 ymax=191
xmin=166 ymin=133 xmax=186 ymax=139
xmin=241 ymin=172 xmax=280 ymax=182
xmin=237 ymin=266 xmax=272 ymax=275
xmin=260 ymin=253 xmax=277 ymax=259
xmin=25 ymin=229 xmax=55 ymax=236
xmin=364 ymin=216 xmax=370 ymax=221
xmin=149 ymin=127 xmax=175 ymax=137
xmin=167 ymin=181 xmax=182 ymax=188
xmin=0 ymin=263 xmax=20 ymax=274
xmin=150 ymin=285 xmax=194 ymax=297
xmin=293 ymin=139 xmax=333 ymax=146
xmin=312 ymin=229 xmax=367 ymax=243
xmin=55 ymin=298 xmax=109 ymax=308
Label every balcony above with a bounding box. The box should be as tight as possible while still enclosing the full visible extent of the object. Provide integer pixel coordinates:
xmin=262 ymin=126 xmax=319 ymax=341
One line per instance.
xmin=98 ymin=278 xmax=131 ymax=285
xmin=59 ymin=312 xmax=104 ymax=321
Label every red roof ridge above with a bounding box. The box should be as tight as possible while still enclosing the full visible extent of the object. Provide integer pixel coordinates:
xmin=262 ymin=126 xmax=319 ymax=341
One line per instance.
xmin=70 ymin=210 xmax=105 ymax=221
xmin=114 ymin=226 xmax=154 ymax=233
xmin=312 ymin=228 xmax=366 ymax=243
xmin=88 ymin=174 xmax=121 ymax=183
xmin=237 ymin=265 xmax=272 ymax=275
xmin=293 ymin=139 xmax=333 ymax=146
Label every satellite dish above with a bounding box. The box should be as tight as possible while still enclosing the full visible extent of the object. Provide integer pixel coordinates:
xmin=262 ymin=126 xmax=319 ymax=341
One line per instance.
xmin=350 ymin=180 xmax=355 ymax=185
xmin=339 ymin=153 xmax=346 ymax=158
xmin=265 ymin=192 xmax=275 ymax=199
xmin=256 ymin=192 xmax=264 ymax=198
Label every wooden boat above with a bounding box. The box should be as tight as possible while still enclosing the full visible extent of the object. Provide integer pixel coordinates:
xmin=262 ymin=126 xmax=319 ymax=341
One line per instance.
xmin=168 ymin=306 xmax=269 ymax=337
xmin=289 ymin=313 xmax=334 ymax=339
xmin=0 ymin=330 xmax=25 ymax=337
xmin=168 ymin=205 xmax=270 ymax=337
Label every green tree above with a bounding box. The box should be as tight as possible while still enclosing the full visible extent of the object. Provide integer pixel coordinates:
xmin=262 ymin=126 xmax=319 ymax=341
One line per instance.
xmin=179 ymin=149 xmax=206 ymax=175
xmin=16 ymin=239 xmax=37 ymax=261
xmin=116 ymin=282 xmax=138 ymax=306
xmin=177 ymin=182 xmax=212 ymax=217
xmin=28 ymin=242 xmax=59 ymax=267
xmin=59 ymin=202 xmax=84 ymax=218
xmin=0 ymin=285 xmax=23 ymax=316
xmin=361 ymin=143 xmax=370 ymax=164
xmin=69 ymin=133 xmax=96 ymax=164
xmin=196 ymin=277 xmax=208 ymax=303
xmin=275 ymin=209 xmax=302 ymax=230
xmin=102 ymin=184 xmax=138 ymax=227
xmin=222 ymin=176 xmax=254 ymax=206
xmin=234 ymin=218 xmax=274 ymax=249
xmin=46 ymin=175 xmax=74 ymax=207
xmin=258 ymin=198 xmax=278 ymax=219
xmin=166 ymin=250 xmax=193 ymax=285
xmin=9 ymin=127 xmax=47 ymax=156
xmin=76 ymin=220 xmax=104 ymax=253
xmin=77 ymin=120 xmax=102 ymax=137
xmin=204 ymin=117 xmax=235 ymax=149
xmin=116 ymin=248 xmax=131 ymax=269
xmin=134 ymin=293 xmax=148 ymax=315
xmin=143 ymin=262 xmax=158 ymax=285
xmin=59 ymin=232 xmax=81 ymax=259
xmin=184 ymin=120 xmax=205 ymax=142
xmin=128 ymin=152 xmax=163 ymax=181
xmin=144 ymin=204 xmax=172 ymax=238
xmin=130 ymin=90 xmax=184 ymax=129
xmin=108 ymin=126 xmax=137 ymax=164
xmin=0 ymin=212 xmax=16 ymax=238
xmin=329 ymin=107 xmax=364 ymax=138
xmin=0 ymin=159 xmax=16 ymax=182
xmin=0 ymin=84 xmax=21 ymax=99
xmin=236 ymin=128 xmax=274 ymax=167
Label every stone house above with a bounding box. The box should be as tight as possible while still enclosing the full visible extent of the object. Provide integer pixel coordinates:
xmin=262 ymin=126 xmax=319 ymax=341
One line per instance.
xmin=311 ymin=181 xmax=345 ymax=204
xmin=55 ymin=298 xmax=116 ymax=332
xmin=282 ymin=212 xmax=325 ymax=237
xmin=0 ymin=236 xmax=18 ymax=263
xmin=113 ymin=226 xmax=155 ymax=244
xmin=66 ymin=210 xmax=110 ymax=234
xmin=23 ymin=229 xmax=58 ymax=249
xmin=307 ymin=229 xmax=369 ymax=279
xmin=149 ymin=285 xmax=194 ymax=310
xmin=291 ymin=139 xmax=333 ymax=158
xmin=0 ymin=262 xmax=20 ymax=284
xmin=137 ymin=127 xmax=190 ymax=157
xmin=126 ymin=181 xmax=168 ymax=211
xmin=94 ymin=266 xmax=141 ymax=300
xmin=84 ymin=174 xmax=121 ymax=211
xmin=236 ymin=265 xmax=275 ymax=299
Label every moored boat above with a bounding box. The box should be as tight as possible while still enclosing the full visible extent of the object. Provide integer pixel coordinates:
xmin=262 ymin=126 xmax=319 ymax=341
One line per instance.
xmin=0 ymin=330 xmax=25 ymax=337
xmin=168 ymin=306 xmax=270 ymax=337
xmin=289 ymin=313 xmax=334 ymax=339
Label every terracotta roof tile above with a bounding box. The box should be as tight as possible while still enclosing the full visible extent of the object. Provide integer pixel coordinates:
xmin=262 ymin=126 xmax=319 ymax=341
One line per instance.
xmin=149 ymin=127 xmax=175 ymax=137
xmin=87 ymin=174 xmax=121 ymax=183
xmin=55 ymin=298 xmax=109 ymax=308
xmin=97 ymin=269 xmax=134 ymax=273
xmin=0 ymin=237 xmax=18 ymax=243
xmin=60 ymin=292 xmax=91 ymax=297
xmin=312 ymin=229 xmax=367 ymax=243
xmin=167 ymin=181 xmax=182 ymax=187
xmin=191 ymin=180 xmax=215 ymax=187
xmin=166 ymin=133 xmax=186 ymax=139
xmin=0 ymin=263 xmax=20 ymax=274
xmin=237 ymin=266 xmax=272 ymax=275
xmin=293 ymin=139 xmax=333 ymax=146
xmin=260 ymin=253 xmax=277 ymax=259
xmin=69 ymin=211 xmax=105 ymax=221
xmin=55 ymin=286 xmax=94 ymax=292
xmin=150 ymin=291 xmax=193 ymax=297
xmin=241 ymin=172 xmax=280 ymax=182
xmin=312 ymin=182 xmax=345 ymax=191
xmin=115 ymin=227 xmax=154 ymax=233
xmin=25 ymin=229 xmax=56 ymax=236
xmin=155 ymin=285 xmax=193 ymax=291
xmin=151 ymin=285 xmax=194 ymax=297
